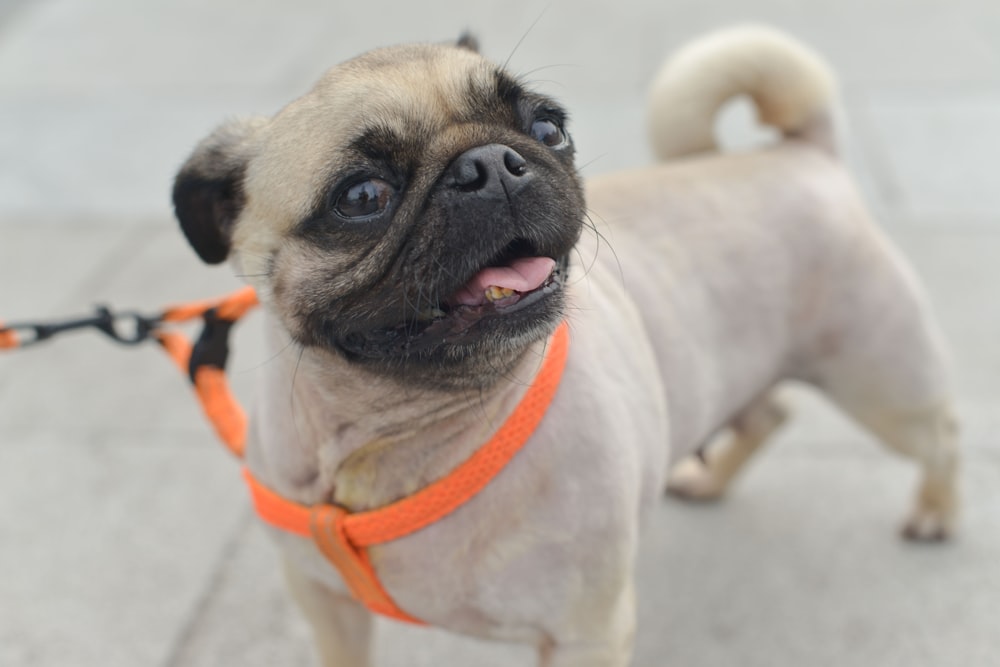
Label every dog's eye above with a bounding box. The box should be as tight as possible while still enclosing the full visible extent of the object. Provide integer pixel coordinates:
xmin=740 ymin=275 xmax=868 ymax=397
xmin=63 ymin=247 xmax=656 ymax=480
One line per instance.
xmin=530 ymin=119 xmax=566 ymax=148
xmin=334 ymin=179 xmax=394 ymax=219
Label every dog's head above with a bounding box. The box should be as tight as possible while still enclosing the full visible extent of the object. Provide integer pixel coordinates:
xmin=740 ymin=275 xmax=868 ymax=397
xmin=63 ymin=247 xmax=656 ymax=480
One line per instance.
xmin=173 ymin=37 xmax=584 ymax=388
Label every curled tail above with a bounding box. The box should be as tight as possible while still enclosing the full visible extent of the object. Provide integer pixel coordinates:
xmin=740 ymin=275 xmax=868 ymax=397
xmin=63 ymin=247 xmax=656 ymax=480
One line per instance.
xmin=647 ymin=25 xmax=838 ymax=159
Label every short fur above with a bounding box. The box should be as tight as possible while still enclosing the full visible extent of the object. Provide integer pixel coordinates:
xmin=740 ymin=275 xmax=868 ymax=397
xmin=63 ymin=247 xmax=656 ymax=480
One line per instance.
xmin=174 ymin=26 xmax=958 ymax=666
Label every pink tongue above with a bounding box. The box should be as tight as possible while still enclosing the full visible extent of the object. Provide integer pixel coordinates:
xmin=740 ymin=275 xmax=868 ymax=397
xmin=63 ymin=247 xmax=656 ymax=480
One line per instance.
xmin=451 ymin=257 xmax=556 ymax=306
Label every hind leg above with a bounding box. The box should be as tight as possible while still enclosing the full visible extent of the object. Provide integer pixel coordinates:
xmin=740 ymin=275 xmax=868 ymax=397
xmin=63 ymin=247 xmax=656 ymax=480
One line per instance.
xmin=789 ymin=218 xmax=961 ymax=540
xmin=894 ymin=406 xmax=959 ymax=540
xmin=806 ymin=333 xmax=959 ymax=540
xmin=667 ymin=390 xmax=788 ymax=500
xmin=824 ymin=389 xmax=959 ymax=541
xmin=805 ymin=274 xmax=959 ymax=538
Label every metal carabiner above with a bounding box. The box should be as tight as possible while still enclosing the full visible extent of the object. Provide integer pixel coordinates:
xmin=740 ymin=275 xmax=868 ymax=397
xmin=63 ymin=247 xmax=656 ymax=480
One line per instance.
xmin=0 ymin=307 xmax=160 ymax=347
xmin=88 ymin=307 xmax=161 ymax=346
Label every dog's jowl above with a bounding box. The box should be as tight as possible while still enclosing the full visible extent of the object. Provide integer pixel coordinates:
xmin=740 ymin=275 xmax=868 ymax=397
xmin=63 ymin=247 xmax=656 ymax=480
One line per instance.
xmin=173 ymin=25 xmax=958 ymax=667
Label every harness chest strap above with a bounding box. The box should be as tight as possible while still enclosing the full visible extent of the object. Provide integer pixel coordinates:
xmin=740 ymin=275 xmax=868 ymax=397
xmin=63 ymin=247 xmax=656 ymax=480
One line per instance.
xmin=244 ymin=321 xmax=571 ymax=624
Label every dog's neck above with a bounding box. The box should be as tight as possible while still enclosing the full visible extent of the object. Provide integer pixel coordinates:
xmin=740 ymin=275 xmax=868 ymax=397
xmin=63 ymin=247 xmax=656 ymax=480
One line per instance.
xmin=248 ymin=314 xmax=547 ymax=512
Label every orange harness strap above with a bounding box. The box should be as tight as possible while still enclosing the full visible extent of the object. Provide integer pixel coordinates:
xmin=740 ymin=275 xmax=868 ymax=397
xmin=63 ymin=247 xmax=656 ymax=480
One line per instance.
xmin=0 ymin=324 xmax=18 ymax=349
xmin=154 ymin=286 xmax=259 ymax=458
xmin=244 ymin=321 xmax=570 ymax=624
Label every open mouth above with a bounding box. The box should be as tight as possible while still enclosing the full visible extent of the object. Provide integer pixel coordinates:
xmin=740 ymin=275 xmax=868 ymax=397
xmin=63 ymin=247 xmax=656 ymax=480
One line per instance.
xmin=340 ymin=243 xmax=567 ymax=358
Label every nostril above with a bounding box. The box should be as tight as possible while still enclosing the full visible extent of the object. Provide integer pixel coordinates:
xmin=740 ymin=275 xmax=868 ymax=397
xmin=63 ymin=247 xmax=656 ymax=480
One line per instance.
xmin=452 ymin=157 xmax=487 ymax=190
xmin=448 ymin=144 xmax=532 ymax=194
xmin=504 ymin=150 xmax=528 ymax=177
xmin=451 ymin=160 xmax=486 ymax=187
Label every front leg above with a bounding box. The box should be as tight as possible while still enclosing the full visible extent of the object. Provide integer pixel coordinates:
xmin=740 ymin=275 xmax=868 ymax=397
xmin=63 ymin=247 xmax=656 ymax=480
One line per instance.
xmin=538 ymin=580 xmax=636 ymax=667
xmin=284 ymin=559 xmax=374 ymax=667
xmin=539 ymin=642 xmax=634 ymax=667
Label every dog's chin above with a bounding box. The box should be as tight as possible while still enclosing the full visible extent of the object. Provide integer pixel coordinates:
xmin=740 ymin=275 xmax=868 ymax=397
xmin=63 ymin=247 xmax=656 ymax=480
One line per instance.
xmin=331 ymin=255 xmax=569 ymax=389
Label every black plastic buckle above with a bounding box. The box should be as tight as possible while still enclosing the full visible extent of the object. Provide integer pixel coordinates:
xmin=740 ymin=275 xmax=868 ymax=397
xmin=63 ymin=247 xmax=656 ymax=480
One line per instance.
xmin=188 ymin=308 xmax=234 ymax=381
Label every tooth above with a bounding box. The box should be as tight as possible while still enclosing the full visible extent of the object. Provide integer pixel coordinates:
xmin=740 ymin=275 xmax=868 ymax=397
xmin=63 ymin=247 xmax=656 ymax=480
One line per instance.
xmin=419 ymin=307 xmax=446 ymax=320
xmin=484 ymin=286 xmax=516 ymax=302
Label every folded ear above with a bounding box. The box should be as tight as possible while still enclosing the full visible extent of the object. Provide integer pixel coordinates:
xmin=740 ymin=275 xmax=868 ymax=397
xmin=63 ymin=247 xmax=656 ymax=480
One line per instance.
xmin=456 ymin=32 xmax=480 ymax=53
xmin=172 ymin=117 xmax=266 ymax=264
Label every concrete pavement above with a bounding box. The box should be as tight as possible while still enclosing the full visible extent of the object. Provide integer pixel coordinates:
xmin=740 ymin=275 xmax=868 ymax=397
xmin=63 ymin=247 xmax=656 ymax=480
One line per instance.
xmin=1 ymin=1 xmax=998 ymax=665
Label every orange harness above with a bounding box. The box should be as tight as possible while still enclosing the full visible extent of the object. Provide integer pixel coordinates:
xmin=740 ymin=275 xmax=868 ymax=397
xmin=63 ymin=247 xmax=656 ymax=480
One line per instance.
xmin=245 ymin=320 xmax=568 ymax=623
xmin=2 ymin=289 xmax=570 ymax=624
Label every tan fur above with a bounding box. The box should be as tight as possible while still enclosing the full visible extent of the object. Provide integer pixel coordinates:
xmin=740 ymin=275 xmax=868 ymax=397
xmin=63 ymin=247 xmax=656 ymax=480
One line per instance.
xmin=176 ymin=26 xmax=958 ymax=666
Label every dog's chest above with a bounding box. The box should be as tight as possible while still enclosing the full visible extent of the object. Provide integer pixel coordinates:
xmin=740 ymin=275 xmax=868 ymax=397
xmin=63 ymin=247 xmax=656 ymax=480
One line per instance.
xmin=255 ymin=309 xmax=670 ymax=635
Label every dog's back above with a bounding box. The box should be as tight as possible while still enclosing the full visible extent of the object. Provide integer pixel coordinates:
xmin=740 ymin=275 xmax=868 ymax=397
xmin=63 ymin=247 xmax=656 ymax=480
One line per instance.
xmin=581 ymin=26 xmax=854 ymax=457
xmin=581 ymin=26 xmax=958 ymax=541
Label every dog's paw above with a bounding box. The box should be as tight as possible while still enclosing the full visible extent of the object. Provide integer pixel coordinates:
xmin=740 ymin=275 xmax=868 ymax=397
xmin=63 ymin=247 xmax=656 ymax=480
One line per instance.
xmin=901 ymin=472 xmax=958 ymax=542
xmin=901 ymin=509 xmax=955 ymax=542
xmin=666 ymin=457 xmax=727 ymax=501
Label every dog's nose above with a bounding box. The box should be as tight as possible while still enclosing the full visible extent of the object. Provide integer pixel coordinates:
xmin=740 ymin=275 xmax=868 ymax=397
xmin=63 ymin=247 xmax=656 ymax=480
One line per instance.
xmin=448 ymin=144 xmax=532 ymax=197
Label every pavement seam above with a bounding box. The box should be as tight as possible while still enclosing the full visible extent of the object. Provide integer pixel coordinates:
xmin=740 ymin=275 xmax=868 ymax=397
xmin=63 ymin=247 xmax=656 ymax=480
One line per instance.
xmin=160 ymin=508 xmax=254 ymax=667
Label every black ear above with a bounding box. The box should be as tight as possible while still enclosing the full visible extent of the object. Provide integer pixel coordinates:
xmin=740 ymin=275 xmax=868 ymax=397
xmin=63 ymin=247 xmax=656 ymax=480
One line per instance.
xmin=456 ymin=32 xmax=480 ymax=53
xmin=172 ymin=118 xmax=265 ymax=264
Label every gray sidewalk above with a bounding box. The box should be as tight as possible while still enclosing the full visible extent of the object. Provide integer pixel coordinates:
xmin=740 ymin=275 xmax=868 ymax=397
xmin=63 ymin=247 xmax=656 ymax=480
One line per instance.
xmin=0 ymin=1 xmax=998 ymax=666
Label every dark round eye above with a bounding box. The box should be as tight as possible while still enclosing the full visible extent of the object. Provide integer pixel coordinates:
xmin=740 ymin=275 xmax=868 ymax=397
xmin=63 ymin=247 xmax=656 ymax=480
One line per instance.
xmin=530 ymin=119 xmax=566 ymax=147
xmin=334 ymin=179 xmax=394 ymax=219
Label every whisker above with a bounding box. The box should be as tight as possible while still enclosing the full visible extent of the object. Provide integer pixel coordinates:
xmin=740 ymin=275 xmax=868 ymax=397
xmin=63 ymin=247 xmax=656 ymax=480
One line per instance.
xmin=517 ymin=63 xmax=582 ymax=79
xmin=576 ymin=153 xmax=609 ymax=173
xmin=236 ymin=335 xmax=300 ymax=374
xmin=584 ymin=210 xmax=624 ymax=287
xmin=289 ymin=345 xmax=306 ymax=449
xmin=502 ymin=4 xmax=550 ymax=71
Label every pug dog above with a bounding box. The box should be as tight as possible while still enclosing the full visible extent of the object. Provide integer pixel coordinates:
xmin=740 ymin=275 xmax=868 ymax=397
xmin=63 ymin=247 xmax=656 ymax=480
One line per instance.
xmin=172 ymin=25 xmax=958 ymax=667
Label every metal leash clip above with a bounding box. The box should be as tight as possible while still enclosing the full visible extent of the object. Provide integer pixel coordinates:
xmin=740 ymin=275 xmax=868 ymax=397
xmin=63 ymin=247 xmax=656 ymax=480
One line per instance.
xmin=0 ymin=306 xmax=161 ymax=348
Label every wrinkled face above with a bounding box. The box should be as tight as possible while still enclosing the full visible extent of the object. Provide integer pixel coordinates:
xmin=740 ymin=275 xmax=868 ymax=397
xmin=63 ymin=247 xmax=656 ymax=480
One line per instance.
xmin=174 ymin=41 xmax=585 ymax=388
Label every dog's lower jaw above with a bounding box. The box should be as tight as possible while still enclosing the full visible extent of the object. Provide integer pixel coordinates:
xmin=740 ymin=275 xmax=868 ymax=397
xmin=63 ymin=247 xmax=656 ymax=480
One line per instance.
xmin=322 ymin=282 xmax=570 ymax=391
xmin=325 ymin=329 xmax=557 ymax=392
